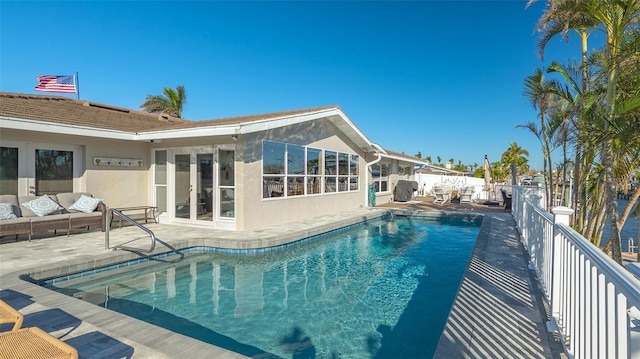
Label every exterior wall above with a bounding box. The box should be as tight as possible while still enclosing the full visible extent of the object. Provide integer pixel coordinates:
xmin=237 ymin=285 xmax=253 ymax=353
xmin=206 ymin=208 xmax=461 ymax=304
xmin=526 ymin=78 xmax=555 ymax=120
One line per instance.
xmin=1 ymin=128 xmax=151 ymax=207
xmin=373 ymin=158 xmax=417 ymax=205
xmin=237 ymin=119 xmax=367 ymax=231
xmin=2 ymin=118 xmax=424 ymax=232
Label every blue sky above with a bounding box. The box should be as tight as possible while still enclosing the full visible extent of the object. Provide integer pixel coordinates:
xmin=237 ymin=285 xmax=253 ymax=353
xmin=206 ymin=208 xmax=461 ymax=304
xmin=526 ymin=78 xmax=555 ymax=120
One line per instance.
xmin=1 ymin=1 xmax=589 ymax=170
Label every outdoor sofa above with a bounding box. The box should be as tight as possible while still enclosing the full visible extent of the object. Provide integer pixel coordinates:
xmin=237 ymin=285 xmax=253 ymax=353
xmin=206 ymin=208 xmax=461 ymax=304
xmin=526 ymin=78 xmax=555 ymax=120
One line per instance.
xmin=0 ymin=192 xmax=107 ymax=241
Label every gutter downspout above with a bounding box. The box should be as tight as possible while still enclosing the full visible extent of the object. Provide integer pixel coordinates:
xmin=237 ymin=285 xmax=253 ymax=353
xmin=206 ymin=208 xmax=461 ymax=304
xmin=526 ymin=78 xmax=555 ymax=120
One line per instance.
xmin=365 ymin=152 xmax=383 ymax=208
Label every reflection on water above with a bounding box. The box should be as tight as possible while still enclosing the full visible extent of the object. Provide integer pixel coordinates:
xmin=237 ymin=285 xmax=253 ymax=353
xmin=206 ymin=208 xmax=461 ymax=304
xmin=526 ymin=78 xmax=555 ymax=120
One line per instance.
xmin=602 ymin=199 xmax=640 ymax=251
xmin=48 ymin=217 xmax=480 ymax=358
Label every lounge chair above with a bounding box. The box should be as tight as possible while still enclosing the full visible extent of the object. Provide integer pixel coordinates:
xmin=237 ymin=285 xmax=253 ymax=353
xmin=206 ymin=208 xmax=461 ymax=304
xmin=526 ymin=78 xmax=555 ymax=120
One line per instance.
xmin=0 ymin=327 xmax=78 ymax=358
xmin=459 ymin=186 xmax=474 ymax=204
xmin=0 ymin=299 xmax=23 ymax=331
xmin=0 ymin=299 xmax=78 ymax=358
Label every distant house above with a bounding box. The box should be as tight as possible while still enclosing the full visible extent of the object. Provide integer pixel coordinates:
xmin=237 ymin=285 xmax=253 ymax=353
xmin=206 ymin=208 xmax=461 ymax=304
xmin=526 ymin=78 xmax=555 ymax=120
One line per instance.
xmin=0 ymin=92 xmax=426 ymax=231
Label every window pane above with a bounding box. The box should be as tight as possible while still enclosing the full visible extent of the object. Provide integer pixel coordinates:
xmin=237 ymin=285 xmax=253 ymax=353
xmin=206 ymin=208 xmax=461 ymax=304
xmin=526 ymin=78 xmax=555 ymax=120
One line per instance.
xmin=350 ymin=177 xmax=359 ymax=191
xmin=380 ymin=163 xmax=389 ymax=192
xmin=372 ymin=163 xmax=381 ymax=179
xmin=338 ymin=176 xmax=349 ymax=191
xmin=198 ymin=153 xmax=213 ymax=219
xmin=324 ymin=151 xmax=337 ymax=175
xmin=307 ymin=148 xmax=321 ymax=175
xmin=155 ymin=150 xmax=167 ymax=185
xmin=35 ymin=149 xmax=73 ymax=195
xmin=350 ymin=155 xmax=359 ymax=176
xmin=0 ymin=147 xmax=18 ymax=195
xmin=325 ymin=176 xmax=336 ymax=193
xmin=399 ymin=164 xmax=410 ymax=176
xmin=263 ymin=177 xmax=284 ymax=198
xmin=287 ymin=145 xmax=305 ymax=175
xmin=175 ymin=154 xmax=191 ymax=219
xmin=381 ymin=163 xmax=389 ymax=178
xmin=155 ymin=186 xmax=167 ymax=212
xmin=338 ymin=153 xmax=349 ymax=175
xmin=220 ymin=188 xmax=235 ymax=218
xmin=287 ymin=176 xmax=304 ymax=196
xmin=308 ymin=176 xmax=321 ymax=194
xmin=263 ymin=141 xmax=285 ymax=175
xmin=219 ymin=150 xmax=235 ymax=186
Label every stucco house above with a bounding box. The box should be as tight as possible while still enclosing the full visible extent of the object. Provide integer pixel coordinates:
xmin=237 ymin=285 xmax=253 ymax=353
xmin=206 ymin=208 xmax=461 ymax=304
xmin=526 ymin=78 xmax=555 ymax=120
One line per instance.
xmin=0 ymin=92 xmax=426 ymax=231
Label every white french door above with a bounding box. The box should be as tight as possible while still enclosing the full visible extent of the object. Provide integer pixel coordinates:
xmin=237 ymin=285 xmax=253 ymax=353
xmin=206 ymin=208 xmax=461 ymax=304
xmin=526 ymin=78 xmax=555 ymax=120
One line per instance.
xmin=171 ymin=149 xmax=214 ymax=224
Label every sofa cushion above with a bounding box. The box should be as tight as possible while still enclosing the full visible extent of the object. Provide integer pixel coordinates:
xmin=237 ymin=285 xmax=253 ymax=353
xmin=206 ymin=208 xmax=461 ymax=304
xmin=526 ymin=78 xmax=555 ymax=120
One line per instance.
xmin=0 ymin=203 xmax=18 ymax=220
xmin=0 ymin=195 xmax=20 ymax=217
xmin=69 ymin=194 xmax=102 ymax=213
xmin=23 ymin=195 xmax=63 ymax=217
xmin=0 ymin=217 xmax=30 ymax=225
xmin=30 ymin=213 xmax=70 ymax=223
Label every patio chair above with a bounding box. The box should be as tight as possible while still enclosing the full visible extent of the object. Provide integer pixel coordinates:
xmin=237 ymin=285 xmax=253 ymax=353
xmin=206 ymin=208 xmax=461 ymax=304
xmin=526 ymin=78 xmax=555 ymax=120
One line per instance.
xmin=0 ymin=299 xmax=23 ymax=332
xmin=501 ymin=189 xmax=512 ymax=211
xmin=0 ymin=327 xmax=78 ymax=358
xmin=459 ymin=186 xmax=474 ymax=204
xmin=433 ymin=186 xmax=452 ymax=204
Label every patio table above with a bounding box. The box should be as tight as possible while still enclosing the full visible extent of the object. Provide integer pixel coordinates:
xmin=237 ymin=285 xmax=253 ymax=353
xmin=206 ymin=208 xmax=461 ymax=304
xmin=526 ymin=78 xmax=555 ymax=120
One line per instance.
xmin=111 ymin=206 xmax=157 ymax=228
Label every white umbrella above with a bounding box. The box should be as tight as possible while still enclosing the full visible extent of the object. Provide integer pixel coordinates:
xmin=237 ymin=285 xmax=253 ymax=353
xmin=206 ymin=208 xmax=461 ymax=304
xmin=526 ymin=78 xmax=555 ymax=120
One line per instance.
xmin=483 ymin=155 xmax=492 ymax=191
xmin=483 ymin=155 xmax=494 ymax=202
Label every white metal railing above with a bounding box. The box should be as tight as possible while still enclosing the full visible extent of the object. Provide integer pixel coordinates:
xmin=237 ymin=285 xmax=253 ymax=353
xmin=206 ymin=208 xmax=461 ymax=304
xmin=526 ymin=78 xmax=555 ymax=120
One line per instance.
xmin=512 ymin=186 xmax=640 ymax=358
xmin=105 ymin=209 xmax=156 ymax=253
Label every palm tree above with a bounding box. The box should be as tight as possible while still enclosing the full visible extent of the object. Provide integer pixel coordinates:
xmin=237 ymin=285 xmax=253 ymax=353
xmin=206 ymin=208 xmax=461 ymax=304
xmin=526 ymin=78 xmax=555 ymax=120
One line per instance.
xmin=582 ymin=0 xmax=640 ymax=264
xmin=501 ymin=142 xmax=530 ymax=178
xmin=522 ymin=68 xmax=557 ymax=208
xmin=528 ymin=0 xmax=599 ymax=227
xmin=140 ymin=85 xmax=187 ymax=118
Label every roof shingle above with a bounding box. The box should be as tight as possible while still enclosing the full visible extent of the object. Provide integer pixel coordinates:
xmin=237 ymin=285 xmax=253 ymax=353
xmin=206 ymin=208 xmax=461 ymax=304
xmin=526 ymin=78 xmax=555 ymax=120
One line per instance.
xmin=0 ymin=92 xmax=339 ymax=134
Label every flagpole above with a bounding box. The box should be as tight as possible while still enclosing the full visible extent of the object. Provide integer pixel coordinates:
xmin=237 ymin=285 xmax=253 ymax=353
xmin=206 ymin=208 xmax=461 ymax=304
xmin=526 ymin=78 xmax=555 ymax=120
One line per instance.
xmin=75 ymin=70 xmax=80 ymax=100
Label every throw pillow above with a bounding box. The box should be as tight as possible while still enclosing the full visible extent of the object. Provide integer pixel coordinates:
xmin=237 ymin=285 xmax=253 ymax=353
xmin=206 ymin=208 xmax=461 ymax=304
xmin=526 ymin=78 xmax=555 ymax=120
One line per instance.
xmin=23 ymin=194 xmax=63 ymax=217
xmin=69 ymin=195 xmax=102 ymax=213
xmin=0 ymin=203 xmax=17 ymax=220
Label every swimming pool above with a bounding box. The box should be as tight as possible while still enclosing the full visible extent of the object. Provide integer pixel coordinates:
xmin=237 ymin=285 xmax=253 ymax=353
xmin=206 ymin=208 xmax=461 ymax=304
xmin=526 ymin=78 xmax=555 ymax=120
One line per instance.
xmin=42 ymin=216 xmax=480 ymax=358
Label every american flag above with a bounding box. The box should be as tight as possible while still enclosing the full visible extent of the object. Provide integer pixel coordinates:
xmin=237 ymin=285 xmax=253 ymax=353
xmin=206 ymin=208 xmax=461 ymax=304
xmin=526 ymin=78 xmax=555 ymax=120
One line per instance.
xmin=35 ymin=75 xmax=76 ymax=93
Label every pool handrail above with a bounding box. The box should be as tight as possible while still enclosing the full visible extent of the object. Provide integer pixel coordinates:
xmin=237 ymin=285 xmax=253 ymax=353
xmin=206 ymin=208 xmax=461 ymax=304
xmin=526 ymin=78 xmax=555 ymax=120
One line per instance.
xmin=105 ymin=208 xmax=156 ymax=253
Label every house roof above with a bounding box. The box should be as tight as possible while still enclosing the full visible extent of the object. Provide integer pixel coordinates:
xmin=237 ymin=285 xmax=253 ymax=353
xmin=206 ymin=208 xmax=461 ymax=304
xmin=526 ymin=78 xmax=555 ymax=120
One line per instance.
xmin=381 ymin=149 xmax=429 ymax=166
xmin=0 ymin=92 xmax=379 ymax=151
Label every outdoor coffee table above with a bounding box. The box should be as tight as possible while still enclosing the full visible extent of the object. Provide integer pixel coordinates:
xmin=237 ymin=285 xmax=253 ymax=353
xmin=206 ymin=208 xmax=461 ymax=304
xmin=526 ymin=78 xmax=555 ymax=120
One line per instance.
xmin=111 ymin=206 xmax=157 ymax=228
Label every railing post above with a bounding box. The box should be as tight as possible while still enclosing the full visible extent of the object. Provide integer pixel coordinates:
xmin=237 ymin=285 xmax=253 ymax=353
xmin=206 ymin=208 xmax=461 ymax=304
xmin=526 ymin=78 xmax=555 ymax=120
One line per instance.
xmin=105 ymin=209 xmax=111 ymax=250
xmin=549 ymin=206 xmax=574 ymax=333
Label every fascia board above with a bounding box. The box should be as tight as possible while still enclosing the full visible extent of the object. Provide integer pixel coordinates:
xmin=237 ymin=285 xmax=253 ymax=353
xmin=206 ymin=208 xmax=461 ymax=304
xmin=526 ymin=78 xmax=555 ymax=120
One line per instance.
xmin=380 ymin=153 xmax=429 ymax=165
xmin=0 ymin=116 xmax=136 ymax=140
xmin=326 ymin=109 xmax=377 ymax=150
xmin=139 ymin=108 xmax=379 ymax=152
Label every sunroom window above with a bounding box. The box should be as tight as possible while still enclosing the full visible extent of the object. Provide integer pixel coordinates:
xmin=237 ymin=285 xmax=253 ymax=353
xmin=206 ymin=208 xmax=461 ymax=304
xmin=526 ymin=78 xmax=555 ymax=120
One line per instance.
xmin=262 ymin=140 xmax=358 ymax=199
xmin=372 ymin=162 xmax=389 ymax=193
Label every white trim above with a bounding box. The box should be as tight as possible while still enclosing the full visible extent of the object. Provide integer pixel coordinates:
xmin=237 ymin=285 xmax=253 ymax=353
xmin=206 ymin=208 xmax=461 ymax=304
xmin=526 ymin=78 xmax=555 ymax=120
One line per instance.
xmin=379 ymin=153 xmax=428 ymax=165
xmin=1 ymin=108 xmax=379 ymax=153
xmin=1 ymin=116 xmax=136 ymax=140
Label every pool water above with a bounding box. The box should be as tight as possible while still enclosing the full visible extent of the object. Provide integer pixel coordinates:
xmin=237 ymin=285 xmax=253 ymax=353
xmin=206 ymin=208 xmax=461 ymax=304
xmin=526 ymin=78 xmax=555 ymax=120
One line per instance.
xmin=45 ymin=216 xmax=480 ymax=358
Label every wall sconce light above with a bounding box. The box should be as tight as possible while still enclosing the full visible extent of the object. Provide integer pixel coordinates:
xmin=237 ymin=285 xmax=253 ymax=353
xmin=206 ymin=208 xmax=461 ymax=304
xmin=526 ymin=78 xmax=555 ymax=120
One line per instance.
xmin=231 ymin=134 xmax=238 ymax=141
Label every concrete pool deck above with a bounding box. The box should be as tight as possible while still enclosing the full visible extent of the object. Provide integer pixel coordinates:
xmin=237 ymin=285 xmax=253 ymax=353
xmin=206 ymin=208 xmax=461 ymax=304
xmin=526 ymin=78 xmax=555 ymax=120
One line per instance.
xmin=0 ymin=204 xmax=564 ymax=358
